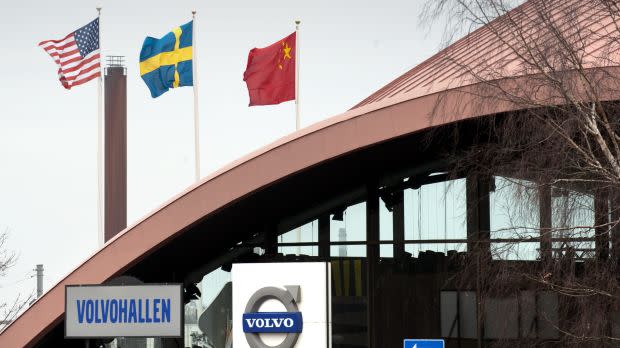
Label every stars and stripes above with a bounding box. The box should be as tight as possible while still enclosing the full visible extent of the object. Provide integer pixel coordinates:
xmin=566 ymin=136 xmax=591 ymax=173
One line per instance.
xmin=39 ymin=18 xmax=101 ymax=89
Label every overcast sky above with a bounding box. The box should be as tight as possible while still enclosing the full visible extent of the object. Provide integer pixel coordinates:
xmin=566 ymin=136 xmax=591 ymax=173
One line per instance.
xmin=0 ymin=0 xmax=445 ymax=308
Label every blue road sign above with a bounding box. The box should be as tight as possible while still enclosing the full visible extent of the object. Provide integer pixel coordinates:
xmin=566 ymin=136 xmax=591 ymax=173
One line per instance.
xmin=403 ymin=339 xmax=445 ymax=348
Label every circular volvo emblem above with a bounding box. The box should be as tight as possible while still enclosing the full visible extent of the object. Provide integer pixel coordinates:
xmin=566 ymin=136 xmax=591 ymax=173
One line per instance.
xmin=242 ymin=285 xmax=303 ymax=348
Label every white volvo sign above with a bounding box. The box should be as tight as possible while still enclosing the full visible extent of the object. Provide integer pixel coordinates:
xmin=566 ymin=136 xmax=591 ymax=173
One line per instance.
xmin=65 ymin=284 xmax=183 ymax=338
xmin=232 ymin=262 xmax=331 ymax=348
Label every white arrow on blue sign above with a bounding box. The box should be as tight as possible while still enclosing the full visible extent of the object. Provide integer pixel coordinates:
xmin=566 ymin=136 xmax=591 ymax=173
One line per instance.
xmin=403 ymin=339 xmax=445 ymax=348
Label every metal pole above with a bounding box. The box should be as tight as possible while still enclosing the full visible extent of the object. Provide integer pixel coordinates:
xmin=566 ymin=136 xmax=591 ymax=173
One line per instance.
xmin=192 ymin=10 xmax=201 ymax=181
xmin=295 ymin=20 xmax=301 ymax=255
xmin=35 ymin=264 xmax=44 ymax=298
xmin=295 ymin=20 xmax=301 ymax=131
xmin=96 ymin=6 xmax=104 ymax=247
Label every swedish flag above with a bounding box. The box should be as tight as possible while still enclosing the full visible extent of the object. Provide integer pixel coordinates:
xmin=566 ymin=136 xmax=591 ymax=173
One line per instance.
xmin=140 ymin=21 xmax=193 ymax=98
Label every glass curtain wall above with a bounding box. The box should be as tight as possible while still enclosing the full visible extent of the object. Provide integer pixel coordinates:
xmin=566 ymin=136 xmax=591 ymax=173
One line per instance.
xmin=181 ymin=172 xmax=599 ymax=348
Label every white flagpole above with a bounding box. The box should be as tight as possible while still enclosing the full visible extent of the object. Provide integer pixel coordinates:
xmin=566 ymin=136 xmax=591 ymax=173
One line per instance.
xmin=295 ymin=20 xmax=301 ymax=255
xmin=192 ymin=10 xmax=201 ymax=181
xmin=295 ymin=20 xmax=301 ymax=131
xmin=96 ymin=6 xmax=104 ymax=247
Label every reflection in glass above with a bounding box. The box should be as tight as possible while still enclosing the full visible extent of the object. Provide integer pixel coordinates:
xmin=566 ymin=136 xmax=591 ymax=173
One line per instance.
xmin=483 ymin=297 xmax=519 ymax=339
xmin=279 ymin=220 xmax=318 ymax=256
xmin=330 ymin=202 xmax=366 ymax=242
xmin=330 ymin=244 xmax=366 ymax=258
xmin=331 ymin=259 xmax=368 ymax=348
xmin=490 ymin=177 xmax=539 ymax=260
xmin=181 ymin=268 xmax=232 ymax=348
xmin=278 ymin=246 xmax=318 ymax=256
xmin=440 ymin=291 xmax=477 ymax=339
xmin=379 ymin=196 xmax=393 ymax=257
xmin=404 ymin=179 xmax=467 ymax=256
xmin=197 ymin=282 xmax=232 ymax=348
xmin=185 ymin=300 xmax=206 ymax=347
xmin=551 ymin=189 xmax=595 ymax=258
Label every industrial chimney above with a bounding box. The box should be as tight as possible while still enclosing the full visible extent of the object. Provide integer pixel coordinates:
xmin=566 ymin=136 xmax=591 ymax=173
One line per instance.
xmin=104 ymin=56 xmax=127 ymax=242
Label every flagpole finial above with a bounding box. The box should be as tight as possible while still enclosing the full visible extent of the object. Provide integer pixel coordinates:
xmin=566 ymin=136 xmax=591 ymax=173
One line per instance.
xmin=295 ymin=20 xmax=301 ymax=25
xmin=96 ymin=6 xmax=102 ymax=12
xmin=192 ymin=10 xmax=196 ymax=18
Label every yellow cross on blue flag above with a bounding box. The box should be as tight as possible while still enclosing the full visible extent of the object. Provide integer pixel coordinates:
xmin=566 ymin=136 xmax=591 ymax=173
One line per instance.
xmin=139 ymin=21 xmax=193 ymax=98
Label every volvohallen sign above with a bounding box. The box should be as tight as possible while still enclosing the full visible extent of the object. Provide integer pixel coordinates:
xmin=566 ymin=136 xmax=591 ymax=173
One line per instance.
xmin=65 ymin=284 xmax=183 ymax=338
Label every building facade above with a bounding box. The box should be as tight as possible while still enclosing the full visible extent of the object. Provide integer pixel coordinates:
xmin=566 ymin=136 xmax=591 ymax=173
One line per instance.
xmin=3 ymin=1 xmax=620 ymax=347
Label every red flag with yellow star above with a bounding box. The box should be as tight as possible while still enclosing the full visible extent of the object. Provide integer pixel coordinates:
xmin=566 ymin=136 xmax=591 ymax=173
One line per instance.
xmin=243 ymin=32 xmax=295 ymax=106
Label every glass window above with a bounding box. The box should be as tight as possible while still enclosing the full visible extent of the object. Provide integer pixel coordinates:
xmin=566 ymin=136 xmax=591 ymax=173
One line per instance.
xmin=404 ymin=179 xmax=467 ymax=257
xmin=185 ymin=268 xmax=232 ymax=348
xmin=484 ymin=297 xmax=519 ymax=339
xmin=537 ymin=292 xmax=560 ymax=339
xmin=441 ymin=291 xmax=558 ymax=341
xmin=330 ymin=244 xmax=366 ymax=258
xmin=330 ymin=201 xmax=366 ymax=242
xmin=440 ymin=291 xmax=477 ymax=339
xmin=185 ymin=299 xmax=206 ymax=347
xmin=519 ymin=291 xmax=537 ymax=339
xmin=279 ymin=220 xmax=318 ymax=244
xmin=331 ymin=259 xmax=367 ymax=348
xmin=519 ymin=291 xmax=559 ymax=339
xmin=551 ymin=188 xmax=595 ymax=258
xmin=278 ymin=219 xmax=318 ymax=256
xmin=490 ymin=177 xmax=540 ymax=260
xmin=278 ymin=246 xmax=318 ymax=256
xmin=379 ymin=195 xmax=393 ymax=257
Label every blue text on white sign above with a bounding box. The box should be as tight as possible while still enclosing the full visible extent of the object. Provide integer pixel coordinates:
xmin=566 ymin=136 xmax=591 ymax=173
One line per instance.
xmin=65 ymin=284 xmax=182 ymax=338
xmin=242 ymin=312 xmax=303 ymax=333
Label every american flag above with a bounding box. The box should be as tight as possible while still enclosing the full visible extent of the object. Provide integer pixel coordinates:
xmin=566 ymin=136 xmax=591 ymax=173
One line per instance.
xmin=39 ymin=18 xmax=101 ymax=89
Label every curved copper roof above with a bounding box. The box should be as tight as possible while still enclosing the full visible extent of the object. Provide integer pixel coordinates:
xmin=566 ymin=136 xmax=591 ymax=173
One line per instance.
xmin=354 ymin=0 xmax=620 ymax=110
xmin=3 ymin=1 xmax=620 ymax=346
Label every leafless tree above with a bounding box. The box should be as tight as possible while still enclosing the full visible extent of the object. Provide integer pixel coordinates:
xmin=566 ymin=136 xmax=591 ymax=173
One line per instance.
xmin=422 ymin=0 xmax=620 ymax=346
xmin=0 ymin=229 xmax=33 ymax=333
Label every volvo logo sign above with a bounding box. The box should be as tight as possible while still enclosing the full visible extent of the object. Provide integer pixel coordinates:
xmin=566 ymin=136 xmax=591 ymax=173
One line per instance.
xmin=242 ymin=285 xmax=303 ymax=348
xmin=233 ymin=263 xmax=329 ymax=348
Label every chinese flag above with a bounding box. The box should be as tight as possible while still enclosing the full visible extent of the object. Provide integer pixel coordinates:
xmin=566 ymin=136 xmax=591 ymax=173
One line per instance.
xmin=243 ymin=32 xmax=296 ymax=106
